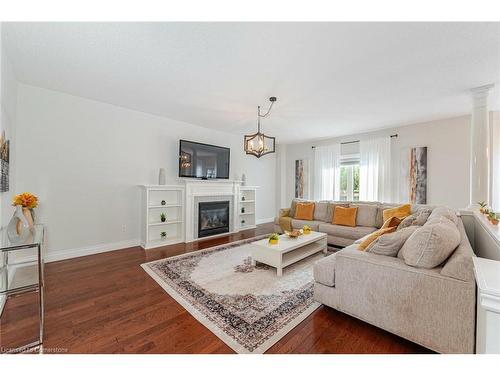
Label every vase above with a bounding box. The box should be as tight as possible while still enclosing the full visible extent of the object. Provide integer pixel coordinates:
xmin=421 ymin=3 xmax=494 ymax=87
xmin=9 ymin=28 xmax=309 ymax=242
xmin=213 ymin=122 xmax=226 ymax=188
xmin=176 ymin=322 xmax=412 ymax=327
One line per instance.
xmin=7 ymin=206 xmax=30 ymax=243
xmin=158 ymin=168 xmax=166 ymax=185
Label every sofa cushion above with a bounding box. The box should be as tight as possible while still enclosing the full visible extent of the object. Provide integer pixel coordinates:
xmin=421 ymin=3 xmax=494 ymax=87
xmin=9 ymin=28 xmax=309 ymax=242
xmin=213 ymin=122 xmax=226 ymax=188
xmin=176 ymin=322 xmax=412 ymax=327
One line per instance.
xmin=383 ymin=204 xmax=412 ymax=223
xmin=375 ymin=203 xmax=399 ymax=228
xmin=367 ymin=226 xmax=419 ymax=257
xmin=294 ymin=202 xmax=315 ymax=220
xmin=358 ymin=227 xmax=397 ymax=250
xmin=313 ymin=253 xmax=337 ymax=286
xmin=427 ymin=206 xmax=458 ymax=225
xmin=440 ymin=219 xmax=475 ymax=282
xmin=318 ymin=223 xmax=377 ymax=240
xmin=327 ymin=202 xmax=350 ymax=223
xmin=291 ymin=219 xmax=323 ymax=231
xmin=400 ymin=216 xmax=461 ymax=269
xmin=290 ymin=198 xmax=311 ymax=218
xmin=314 ymin=201 xmax=330 ymax=222
xmin=397 ymin=208 xmax=433 ymax=230
xmin=332 ymin=206 xmax=358 ymax=227
xmin=352 ymin=204 xmax=378 ymax=227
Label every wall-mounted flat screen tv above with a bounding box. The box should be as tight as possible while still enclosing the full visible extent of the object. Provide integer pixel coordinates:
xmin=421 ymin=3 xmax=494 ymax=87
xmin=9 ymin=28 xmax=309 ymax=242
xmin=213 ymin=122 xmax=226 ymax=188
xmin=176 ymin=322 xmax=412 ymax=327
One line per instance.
xmin=178 ymin=140 xmax=230 ymax=179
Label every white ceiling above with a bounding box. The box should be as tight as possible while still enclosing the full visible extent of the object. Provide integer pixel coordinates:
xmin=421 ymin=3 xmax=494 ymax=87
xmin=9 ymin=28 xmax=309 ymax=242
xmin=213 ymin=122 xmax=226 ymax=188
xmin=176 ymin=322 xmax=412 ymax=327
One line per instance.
xmin=3 ymin=22 xmax=500 ymax=143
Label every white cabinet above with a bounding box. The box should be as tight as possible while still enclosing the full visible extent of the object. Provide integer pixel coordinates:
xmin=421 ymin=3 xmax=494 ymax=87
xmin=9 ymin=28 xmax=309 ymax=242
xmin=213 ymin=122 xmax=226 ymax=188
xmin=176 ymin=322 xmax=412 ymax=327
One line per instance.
xmin=140 ymin=185 xmax=185 ymax=249
xmin=473 ymin=256 xmax=500 ymax=353
xmin=239 ymin=186 xmax=257 ymax=230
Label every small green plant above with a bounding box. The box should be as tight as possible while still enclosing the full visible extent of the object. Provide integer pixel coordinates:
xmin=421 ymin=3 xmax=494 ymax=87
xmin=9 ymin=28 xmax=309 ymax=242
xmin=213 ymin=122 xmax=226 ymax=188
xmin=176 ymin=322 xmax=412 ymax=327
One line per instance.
xmin=488 ymin=212 xmax=499 ymax=225
xmin=160 ymin=231 xmax=167 ymax=239
xmin=478 ymin=201 xmax=487 ymax=213
xmin=160 ymin=213 xmax=166 ymax=222
xmin=268 ymin=233 xmax=280 ymax=244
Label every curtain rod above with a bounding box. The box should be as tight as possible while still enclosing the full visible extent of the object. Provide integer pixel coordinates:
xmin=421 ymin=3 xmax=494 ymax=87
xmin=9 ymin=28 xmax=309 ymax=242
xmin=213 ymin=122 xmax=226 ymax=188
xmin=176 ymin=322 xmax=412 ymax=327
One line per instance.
xmin=311 ymin=134 xmax=398 ymax=149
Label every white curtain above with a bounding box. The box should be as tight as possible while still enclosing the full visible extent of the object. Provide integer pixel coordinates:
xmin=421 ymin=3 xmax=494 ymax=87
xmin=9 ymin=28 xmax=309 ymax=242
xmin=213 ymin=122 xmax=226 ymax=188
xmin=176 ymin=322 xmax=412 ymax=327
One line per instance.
xmin=492 ymin=116 xmax=500 ymax=211
xmin=359 ymin=137 xmax=392 ymax=202
xmin=313 ymin=144 xmax=341 ymax=201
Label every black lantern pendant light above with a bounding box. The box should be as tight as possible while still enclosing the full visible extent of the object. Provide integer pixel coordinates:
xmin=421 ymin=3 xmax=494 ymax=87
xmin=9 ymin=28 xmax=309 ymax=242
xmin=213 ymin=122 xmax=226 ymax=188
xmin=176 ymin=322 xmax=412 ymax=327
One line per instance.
xmin=244 ymin=97 xmax=277 ymax=158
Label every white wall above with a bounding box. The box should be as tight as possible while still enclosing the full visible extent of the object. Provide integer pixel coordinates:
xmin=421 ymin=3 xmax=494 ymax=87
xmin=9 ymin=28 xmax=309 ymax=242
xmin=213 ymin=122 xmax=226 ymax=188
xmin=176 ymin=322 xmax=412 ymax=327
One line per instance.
xmin=14 ymin=84 xmax=275 ymax=260
xmin=280 ymin=115 xmax=472 ymax=209
xmin=1 ymin=24 xmax=18 ymax=227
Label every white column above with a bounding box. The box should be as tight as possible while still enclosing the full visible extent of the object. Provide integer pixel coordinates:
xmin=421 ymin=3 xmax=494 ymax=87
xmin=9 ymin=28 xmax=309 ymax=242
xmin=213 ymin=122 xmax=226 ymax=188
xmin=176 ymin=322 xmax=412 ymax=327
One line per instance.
xmin=470 ymin=84 xmax=494 ymax=207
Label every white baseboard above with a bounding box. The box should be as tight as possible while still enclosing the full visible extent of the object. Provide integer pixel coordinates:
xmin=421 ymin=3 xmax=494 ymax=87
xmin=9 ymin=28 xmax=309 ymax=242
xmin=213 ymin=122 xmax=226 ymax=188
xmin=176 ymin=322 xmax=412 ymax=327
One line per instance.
xmin=256 ymin=217 xmax=274 ymax=225
xmin=12 ymin=238 xmax=140 ymax=264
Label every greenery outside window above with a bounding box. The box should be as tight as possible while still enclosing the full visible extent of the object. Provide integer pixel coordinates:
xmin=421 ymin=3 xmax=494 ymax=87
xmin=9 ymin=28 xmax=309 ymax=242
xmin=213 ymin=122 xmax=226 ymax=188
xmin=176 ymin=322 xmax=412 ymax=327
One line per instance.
xmin=339 ymin=155 xmax=360 ymax=201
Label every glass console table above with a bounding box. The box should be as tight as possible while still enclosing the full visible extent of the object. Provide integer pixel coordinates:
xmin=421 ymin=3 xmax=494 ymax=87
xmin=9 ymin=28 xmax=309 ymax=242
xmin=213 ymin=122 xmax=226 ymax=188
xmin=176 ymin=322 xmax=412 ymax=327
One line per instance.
xmin=0 ymin=224 xmax=45 ymax=353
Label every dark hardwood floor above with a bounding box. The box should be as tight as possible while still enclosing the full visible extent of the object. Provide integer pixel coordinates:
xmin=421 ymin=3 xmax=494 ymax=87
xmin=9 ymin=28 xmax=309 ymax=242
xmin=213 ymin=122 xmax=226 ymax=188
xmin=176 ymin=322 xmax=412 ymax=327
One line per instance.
xmin=1 ymin=223 xmax=432 ymax=354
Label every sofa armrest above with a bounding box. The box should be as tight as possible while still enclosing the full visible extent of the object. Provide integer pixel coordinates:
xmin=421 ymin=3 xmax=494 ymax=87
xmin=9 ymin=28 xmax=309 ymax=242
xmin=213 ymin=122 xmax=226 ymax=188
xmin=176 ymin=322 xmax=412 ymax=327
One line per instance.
xmin=279 ymin=208 xmax=291 ymax=218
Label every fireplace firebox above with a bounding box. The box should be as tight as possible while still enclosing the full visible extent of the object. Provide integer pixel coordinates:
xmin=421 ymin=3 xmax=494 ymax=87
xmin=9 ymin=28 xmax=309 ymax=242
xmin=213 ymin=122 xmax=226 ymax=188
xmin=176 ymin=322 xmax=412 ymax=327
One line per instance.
xmin=198 ymin=201 xmax=230 ymax=238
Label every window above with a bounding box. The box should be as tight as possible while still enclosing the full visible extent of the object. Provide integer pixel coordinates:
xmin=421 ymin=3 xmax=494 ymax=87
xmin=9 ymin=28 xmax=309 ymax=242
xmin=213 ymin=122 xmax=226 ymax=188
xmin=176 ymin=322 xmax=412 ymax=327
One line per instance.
xmin=339 ymin=155 xmax=360 ymax=201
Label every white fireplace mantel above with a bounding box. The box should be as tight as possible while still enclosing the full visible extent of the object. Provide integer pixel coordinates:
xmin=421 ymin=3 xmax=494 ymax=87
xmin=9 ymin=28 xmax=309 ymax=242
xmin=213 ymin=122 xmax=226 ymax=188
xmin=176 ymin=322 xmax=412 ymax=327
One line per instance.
xmin=183 ymin=179 xmax=243 ymax=242
xmin=140 ymin=180 xmax=258 ymax=248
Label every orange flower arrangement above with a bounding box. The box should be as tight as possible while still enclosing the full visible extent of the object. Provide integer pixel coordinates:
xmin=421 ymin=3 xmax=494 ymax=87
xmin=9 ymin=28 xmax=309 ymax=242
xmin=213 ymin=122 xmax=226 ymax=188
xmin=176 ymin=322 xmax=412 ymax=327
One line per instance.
xmin=12 ymin=192 xmax=38 ymax=209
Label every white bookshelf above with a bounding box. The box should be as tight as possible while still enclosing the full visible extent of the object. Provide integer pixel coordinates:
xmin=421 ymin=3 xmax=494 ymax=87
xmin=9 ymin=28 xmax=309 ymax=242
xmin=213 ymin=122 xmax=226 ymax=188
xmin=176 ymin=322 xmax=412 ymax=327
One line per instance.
xmin=140 ymin=185 xmax=185 ymax=249
xmin=239 ymin=186 xmax=257 ymax=230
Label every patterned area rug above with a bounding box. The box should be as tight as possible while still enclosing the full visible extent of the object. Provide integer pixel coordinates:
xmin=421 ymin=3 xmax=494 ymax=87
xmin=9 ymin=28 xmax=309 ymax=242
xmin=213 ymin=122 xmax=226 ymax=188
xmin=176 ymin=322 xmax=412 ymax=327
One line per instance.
xmin=141 ymin=235 xmax=324 ymax=353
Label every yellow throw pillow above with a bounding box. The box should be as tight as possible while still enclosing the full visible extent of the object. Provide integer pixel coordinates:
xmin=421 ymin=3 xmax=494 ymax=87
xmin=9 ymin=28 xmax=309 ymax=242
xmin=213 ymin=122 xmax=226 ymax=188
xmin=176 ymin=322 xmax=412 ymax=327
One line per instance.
xmin=381 ymin=216 xmax=402 ymax=229
xmin=332 ymin=206 xmax=358 ymax=227
xmin=383 ymin=204 xmax=411 ymax=223
xmin=358 ymin=227 xmax=397 ymax=251
xmin=294 ymin=202 xmax=315 ymax=220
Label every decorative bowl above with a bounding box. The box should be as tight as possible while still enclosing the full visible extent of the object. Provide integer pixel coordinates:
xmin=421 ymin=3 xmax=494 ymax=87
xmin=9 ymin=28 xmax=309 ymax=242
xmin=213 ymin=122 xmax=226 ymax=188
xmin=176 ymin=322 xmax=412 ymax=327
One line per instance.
xmin=285 ymin=229 xmax=302 ymax=238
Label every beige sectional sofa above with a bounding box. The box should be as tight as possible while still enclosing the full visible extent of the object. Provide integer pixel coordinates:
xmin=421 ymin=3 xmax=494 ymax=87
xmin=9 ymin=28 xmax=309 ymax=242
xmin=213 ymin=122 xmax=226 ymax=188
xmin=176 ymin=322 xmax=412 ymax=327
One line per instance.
xmin=274 ymin=200 xmax=431 ymax=247
xmin=275 ymin=200 xmax=476 ymax=354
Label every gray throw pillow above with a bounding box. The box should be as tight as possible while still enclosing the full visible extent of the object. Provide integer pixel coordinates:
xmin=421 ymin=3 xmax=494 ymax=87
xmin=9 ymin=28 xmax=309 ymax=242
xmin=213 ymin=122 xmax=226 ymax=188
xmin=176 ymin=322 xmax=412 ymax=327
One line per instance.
xmin=397 ymin=208 xmax=432 ymax=230
xmin=313 ymin=201 xmax=330 ymax=222
xmin=400 ymin=217 xmax=461 ymax=269
xmin=427 ymin=206 xmax=458 ymax=225
xmin=351 ymin=204 xmax=378 ymax=227
xmin=367 ymin=226 xmax=419 ymax=257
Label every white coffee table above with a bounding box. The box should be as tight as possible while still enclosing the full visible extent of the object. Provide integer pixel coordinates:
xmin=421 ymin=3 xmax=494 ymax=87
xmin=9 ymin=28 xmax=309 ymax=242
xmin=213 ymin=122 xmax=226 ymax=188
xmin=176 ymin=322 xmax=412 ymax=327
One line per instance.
xmin=251 ymin=231 xmax=328 ymax=276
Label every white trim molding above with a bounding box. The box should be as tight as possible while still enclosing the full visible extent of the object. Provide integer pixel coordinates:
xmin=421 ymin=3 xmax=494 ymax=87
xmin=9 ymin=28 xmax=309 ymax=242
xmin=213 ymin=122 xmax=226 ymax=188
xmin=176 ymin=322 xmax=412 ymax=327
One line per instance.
xmin=256 ymin=217 xmax=274 ymax=225
xmin=12 ymin=239 xmax=140 ymax=264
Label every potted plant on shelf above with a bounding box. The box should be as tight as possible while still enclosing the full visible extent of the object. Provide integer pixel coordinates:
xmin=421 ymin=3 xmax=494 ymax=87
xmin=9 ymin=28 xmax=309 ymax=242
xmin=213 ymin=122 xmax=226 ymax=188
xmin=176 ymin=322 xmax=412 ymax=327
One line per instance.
xmin=268 ymin=233 xmax=279 ymax=245
xmin=488 ymin=212 xmax=499 ymax=226
xmin=302 ymin=225 xmax=311 ymax=235
xmin=478 ymin=201 xmax=487 ymax=214
xmin=160 ymin=231 xmax=167 ymax=239
xmin=160 ymin=213 xmax=166 ymax=222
